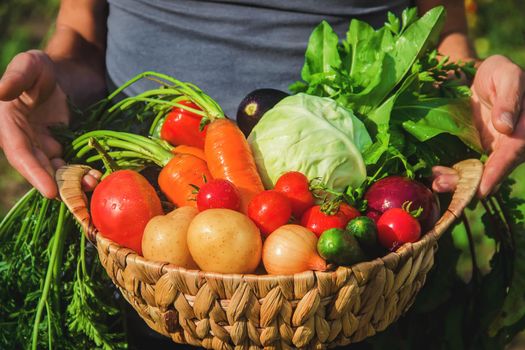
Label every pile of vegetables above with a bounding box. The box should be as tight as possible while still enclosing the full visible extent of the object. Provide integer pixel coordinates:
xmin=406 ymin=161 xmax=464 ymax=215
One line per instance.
xmin=79 ymin=83 xmax=442 ymax=277
xmin=1 ymin=6 xmax=525 ymax=350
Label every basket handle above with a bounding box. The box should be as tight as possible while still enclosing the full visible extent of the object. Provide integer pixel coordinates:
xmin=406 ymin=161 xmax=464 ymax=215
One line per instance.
xmin=55 ymin=159 xmax=483 ymax=244
xmin=55 ymin=164 xmax=98 ymax=243
xmin=430 ymin=159 xmax=483 ymax=240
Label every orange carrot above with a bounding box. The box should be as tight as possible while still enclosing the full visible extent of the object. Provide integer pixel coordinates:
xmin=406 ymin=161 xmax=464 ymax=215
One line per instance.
xmin=204 ymin=118 xmax=264 ymax=212
xmin=158 ymin=153 xmax=211 ymax=207
xmin=171 ymin=145 xmax=206 ymax=161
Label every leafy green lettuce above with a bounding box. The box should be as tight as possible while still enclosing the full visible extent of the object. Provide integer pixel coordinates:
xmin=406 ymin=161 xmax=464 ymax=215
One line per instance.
xmin=292 ymin=6 xmax=480 ymax=176
xmin=248 ymin=94 xmax=371 ymax=191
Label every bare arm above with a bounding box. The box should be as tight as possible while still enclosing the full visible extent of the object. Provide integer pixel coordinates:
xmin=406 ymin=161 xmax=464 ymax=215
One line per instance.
xmin=0 ymin=0 xmax=108 ymax=198
xmin=46 ymin=0 xmax=108 ymax=106
xmin=417 ymin=0 xmax=477 ymax=62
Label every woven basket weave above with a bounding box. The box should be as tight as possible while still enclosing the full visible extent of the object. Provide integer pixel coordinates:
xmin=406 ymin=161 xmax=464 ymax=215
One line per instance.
xmin=56 ymin=159 xmax=482 ymax=349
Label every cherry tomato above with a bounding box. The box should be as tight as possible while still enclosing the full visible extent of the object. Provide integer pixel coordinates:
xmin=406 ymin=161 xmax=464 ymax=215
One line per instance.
xmin=196 ymin=179 xmax=241 ymax=212
xmin=160 ymin=100 xmax=207 ymax=148
xmin=91 ymin=170 xmax=163 ymax=255
xmin=377 ymin=208 xmax=421 ymax=251
xmin=274 ymin=171 xmax=314 ymax=217
xmin=248 ymin=190 xmax=292 ymax=237
xmin=300 ymin=205 xmax=346 ymax=237
xmin=338 ymin=203 xmax=361 ymax=224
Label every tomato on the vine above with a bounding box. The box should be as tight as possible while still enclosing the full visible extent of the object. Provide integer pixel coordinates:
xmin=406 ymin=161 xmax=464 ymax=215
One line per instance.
xmin=248 ymin=190 xmax=292 ymax=237
xmin=300 ymin=203 xmax=360 ymax=237
xmin=160 ymin=100 xmax=207 ymax=148
xmin=300 ymin=205 xmax=346 ymax=237
xmin=376 ymin=208 xmax=421 ymax=251
xmin=196 ymin=179 xmax=241 ymax=212
xmin=274 ymin=171 xmax=314 ymax=217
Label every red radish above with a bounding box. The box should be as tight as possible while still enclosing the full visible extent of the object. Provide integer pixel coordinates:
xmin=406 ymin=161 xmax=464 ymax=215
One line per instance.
xmin=377 ymin=208 xmax=421 ymax=251
xmin=161 ymin=100 xmax=207 ymax=148
xmin=364 ymin=176 xmax=440 ymax=232
xmin=248 ymin=190 xmax=292 ymax=237
xmin=274 ymin=171 xmax=314 ymax=217
xmin=196 ymin=179 xmax=241 ymax=212
xmin=91 ymin=170 xmax=163 ymax=255
xmin=300 ymin=205 xmax=346 ymax=237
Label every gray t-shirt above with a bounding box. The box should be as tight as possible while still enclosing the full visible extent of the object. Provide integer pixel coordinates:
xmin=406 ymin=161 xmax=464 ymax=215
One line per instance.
xmin=106 ymin=0 xmax=410 ymax=117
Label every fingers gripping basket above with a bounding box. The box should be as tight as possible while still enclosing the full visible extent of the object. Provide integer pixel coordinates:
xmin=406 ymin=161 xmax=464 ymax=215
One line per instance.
xmin=56 ymin=159 xmax=483 ymax=349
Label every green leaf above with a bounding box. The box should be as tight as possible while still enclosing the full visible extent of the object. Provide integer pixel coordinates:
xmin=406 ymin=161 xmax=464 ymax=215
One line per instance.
xmin=394 ymin=97 xmax=483 ymax=153
xmin=385 ymin=12 xmax=400 ymax=35
xmin=362 ymin=94 xmax=396 ymax=165
xmin=391 ymin=6 xmax=445 ymax=80
xmin=336 ymin=23 xmax=393 ymax=114
xmin=338 ymin=6 xmax=446 ymax=115
xmin=301 ymin=21 xmax=341 ymax=84
xmin=346 ymin=21 xmax=390 ymax=90
xmin=400 ymin=7 xmax=419 ymax=33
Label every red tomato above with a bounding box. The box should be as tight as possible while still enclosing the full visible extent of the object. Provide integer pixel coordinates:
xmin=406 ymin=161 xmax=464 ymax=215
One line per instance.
xmin=377 ymin=208 xmax=421 ymax=251
xmin=160 ymin=100 xmax=207 ymax=148
xmin=248 ymin=190 xmax=292 ymax=237
xmin=196 ymin=179 xmax=241 ymax=212
xmin=274 ymin=171 xmax=314 ymax=217
xmin=300 ymin=205 xmax=346 ymax=237
xmin=338 ymin=203 xmax=361 ymax=224
xmin=90 ymin=170 xmax=163 ymax=255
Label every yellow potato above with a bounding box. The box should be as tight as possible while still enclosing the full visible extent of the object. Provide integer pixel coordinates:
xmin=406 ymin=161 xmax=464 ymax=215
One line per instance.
xmin=187 ymin=209 xmax=262 ymax=274
xmin=142 ymin=206 xmax=198 ymax=269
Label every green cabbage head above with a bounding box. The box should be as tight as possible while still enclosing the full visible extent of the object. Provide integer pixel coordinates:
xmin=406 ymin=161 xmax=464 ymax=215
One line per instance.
xmin=247 ymin=93 xmax=372 ymax=192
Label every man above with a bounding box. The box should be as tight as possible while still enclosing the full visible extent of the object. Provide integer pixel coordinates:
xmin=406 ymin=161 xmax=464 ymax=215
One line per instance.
xmin=0 ymin=0 xmax=523 ymax=200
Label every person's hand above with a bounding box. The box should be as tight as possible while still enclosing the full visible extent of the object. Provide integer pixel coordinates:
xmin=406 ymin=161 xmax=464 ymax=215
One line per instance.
xmin=433 ymin=55 xmax=525 ymax=196
xmin=0 ymin=50 xmax=98 ymax=198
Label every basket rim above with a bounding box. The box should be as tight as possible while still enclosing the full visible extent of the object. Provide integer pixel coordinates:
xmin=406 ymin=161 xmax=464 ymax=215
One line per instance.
xmin=57 ymin=158 xmax=483 ymax=284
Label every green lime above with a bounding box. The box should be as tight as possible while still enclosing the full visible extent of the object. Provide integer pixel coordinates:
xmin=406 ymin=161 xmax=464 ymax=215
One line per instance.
xmin=317 ymin=228 xmax=366 ymax=266
xmin=346 ymin=216 xmax=377 ymax=249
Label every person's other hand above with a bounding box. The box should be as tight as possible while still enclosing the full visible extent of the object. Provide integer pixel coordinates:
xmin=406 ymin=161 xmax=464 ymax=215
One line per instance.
xmin=0 ymin=50 xmax=97 ymax=198
xmin=433 ymin=55 xmax=525 ymax=196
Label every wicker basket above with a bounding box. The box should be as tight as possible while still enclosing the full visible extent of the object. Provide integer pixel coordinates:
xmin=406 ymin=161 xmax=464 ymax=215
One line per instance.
xmin=56 ymin=159 xmax=483 ymax=349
